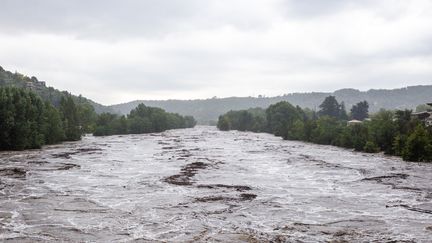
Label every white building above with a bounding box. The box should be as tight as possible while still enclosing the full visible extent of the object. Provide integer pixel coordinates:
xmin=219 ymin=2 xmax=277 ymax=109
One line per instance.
xmin=347 ymin=119 xmax=363 ymax=126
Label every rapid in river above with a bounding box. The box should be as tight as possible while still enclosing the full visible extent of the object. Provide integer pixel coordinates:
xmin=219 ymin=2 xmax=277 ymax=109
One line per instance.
xmin=0 ymin=126 xmax=431 ymax=242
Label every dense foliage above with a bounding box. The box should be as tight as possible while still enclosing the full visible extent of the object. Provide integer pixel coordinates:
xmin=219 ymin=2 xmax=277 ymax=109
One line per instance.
xmin=218 ymin=97 xmax=432 ymax=162
xmin=93 ymin=104 xmax=196 ymax=136
xmin=0 ymin=87 xmax=84 ymax=150
xmin=0 ymin=67 xmax=198 ymax=149
xmin=217 ymin=108 xmax=267 ymax=132
xmin=59 ymin=95 xmax=82 ymax=141
xmin=350 ymin=101 xmax=369 ymax=120
xmin=318 ymin=96 xmax=348 ymax=120
xmin=0 ymin=87 xmax=197 ymax=150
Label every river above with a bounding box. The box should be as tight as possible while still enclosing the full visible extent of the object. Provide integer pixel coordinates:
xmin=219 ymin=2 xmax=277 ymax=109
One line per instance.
xmin=0 ymin=126 xmax=431 ymax=242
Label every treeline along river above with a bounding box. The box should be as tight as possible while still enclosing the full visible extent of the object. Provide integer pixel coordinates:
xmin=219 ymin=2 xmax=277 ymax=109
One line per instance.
xmin=0 ymin=126 xmax=431 ymax=242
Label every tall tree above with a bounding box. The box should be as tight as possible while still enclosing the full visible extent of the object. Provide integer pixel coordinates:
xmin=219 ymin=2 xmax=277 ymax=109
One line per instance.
xmin=77 ymin=102 xmax=97 ymax=133
xmin=350 ymin=101 xmax=369 ymax=120
xmin=368 ymin=109 xmax=396 ymax=154
xmin=266 ymin=101 xmax=302 ymax=139
xmin=318 ymin=96 xmax=342 ymax=119
xmin=60 ymin=94 xmax=81 ymax=141
xmin=402 ymin=125 xmax=432 ymax=161
xmin=394 ymin=109 xmax=414 ymax=134
xmin=0 ymin=87 xmax=51 ymax=150
xmin=43 ymin=101 xmax=65 ymax=144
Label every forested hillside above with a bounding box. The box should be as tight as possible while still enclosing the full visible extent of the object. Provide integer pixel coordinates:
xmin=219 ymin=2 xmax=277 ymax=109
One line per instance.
xmin=110 ymin=86 xmax=432 ymax=124
xmin=0 ymin=66 xmax=114 ymax=114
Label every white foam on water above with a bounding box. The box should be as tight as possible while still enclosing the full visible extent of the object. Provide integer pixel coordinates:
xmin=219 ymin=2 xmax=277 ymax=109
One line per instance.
xmin=0 ymin=126 xmax=431 ymax=242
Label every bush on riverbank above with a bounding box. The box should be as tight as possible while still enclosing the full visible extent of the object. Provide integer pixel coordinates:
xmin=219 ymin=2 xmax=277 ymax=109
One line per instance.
xmin=217 ymin=108 xmax=267 ymax=132
xmin=217 ymin=98 xmax=432 ymax=162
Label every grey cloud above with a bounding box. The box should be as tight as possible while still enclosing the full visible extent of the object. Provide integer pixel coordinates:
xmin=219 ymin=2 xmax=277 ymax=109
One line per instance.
xmin=278 ymin=0 xmax=366 ymax=18
xmin=0 ymin=0 xmax=274 ymax=39
xmin=0 ymin=0 xmax=205 ymax=38
xmin=278 ymin=0 xmax=410 ymax=20
xmin=0 ymin=0 xmax=431 ymax=104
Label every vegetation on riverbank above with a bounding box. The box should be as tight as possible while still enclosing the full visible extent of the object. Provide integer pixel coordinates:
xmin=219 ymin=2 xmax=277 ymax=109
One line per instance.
xmin=0 ymin=88 xmax=196 ymax=150
xmin=217 ymin=97 xmax=432 ymax=162
xmin=0 ymin=87 xmax=85 ymax=150
xmin=0 ymin=67 xmax=197 ymax=148
xmin=93 ymin=104 xmax=196 ymax=136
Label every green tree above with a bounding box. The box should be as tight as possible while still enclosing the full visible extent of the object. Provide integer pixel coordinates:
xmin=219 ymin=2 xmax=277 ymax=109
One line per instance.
xmin=368 ymin=110 xmax=396 ymax=154
xmin=363 ymin=141 xmax=379 ymax=153
xmin=336 ymin=124 xmax=368 ymax=151
xmin=310 ymin=116 xmax=342 ymax=145
xmin=394 ymin=109 xmax=414 ymax=134
xmin=216 ymin=108 xmax=266 ymax=133
xmin=350 ymin=101 xmax=369 ymax=121
xmin=60 ymin=94 xmax=81 ymax=141
xmin=289 ymin=120 xmax=306 ymax=140
xmin=115 ymin=116 xmax=128 ymax=134
xmin=128 ymin=116 xmax=152 ymax=134
xmin=184 ymin=116 xmax=197 ymax=128
xmin=93 ymin=103 xmax=196 ymax=136
xmin=94 ymin=113 xmax=118 ymax=136
xmin=0 ymin=87 xmax=56 ymax=150
xmin=77 ymin=102 xmax=97 ymax=133
xmin=393 ymin=134 xmax=407 ymax=156
xmin=43 ymin=102 xmax=65 ymax=144
xmin=217 ymin=115 xmax=231 ymax=131
xmin=266 ymin=101 xmax=302 ymax=139
xmin=402 ymin=125 xmax=432 ymax=162
xmin=318 ymin=96 xmax=343 ymax=119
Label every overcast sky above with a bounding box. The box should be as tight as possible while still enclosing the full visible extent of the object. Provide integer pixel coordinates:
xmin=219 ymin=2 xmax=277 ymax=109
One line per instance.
xmin=0 ymin=0 xmax=431 ymax=105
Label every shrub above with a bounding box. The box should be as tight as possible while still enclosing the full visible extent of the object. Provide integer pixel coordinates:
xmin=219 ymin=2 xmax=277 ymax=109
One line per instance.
xmin=363 ymin=141 xmax=379 ymax=153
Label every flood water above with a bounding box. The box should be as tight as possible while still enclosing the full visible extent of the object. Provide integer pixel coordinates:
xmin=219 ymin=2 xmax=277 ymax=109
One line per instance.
xmin=1 ymin=126 xmax=431 ymax=242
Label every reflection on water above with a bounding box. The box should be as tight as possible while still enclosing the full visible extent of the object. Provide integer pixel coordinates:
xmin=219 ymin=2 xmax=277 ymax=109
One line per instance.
xmin=1 ymin=126 xmax=431 ymax=242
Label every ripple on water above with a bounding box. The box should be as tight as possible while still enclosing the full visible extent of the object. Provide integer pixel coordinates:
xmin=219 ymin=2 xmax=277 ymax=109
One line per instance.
xmin=0 ymin=126 xmax=431 ymax=242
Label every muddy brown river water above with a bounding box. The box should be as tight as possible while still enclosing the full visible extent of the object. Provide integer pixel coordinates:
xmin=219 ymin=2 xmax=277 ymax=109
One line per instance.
xmin=0 ymin=126 xmax=431 ymax=242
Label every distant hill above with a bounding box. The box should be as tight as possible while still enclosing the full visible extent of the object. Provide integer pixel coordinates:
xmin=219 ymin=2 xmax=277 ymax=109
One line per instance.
xmin=2 ymin=65 xmax=430 ymax=123
xmin=110 ymin=85 xmax=432 ymax=124
xmin=0 ymin=66 xmax=114 ymax=114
